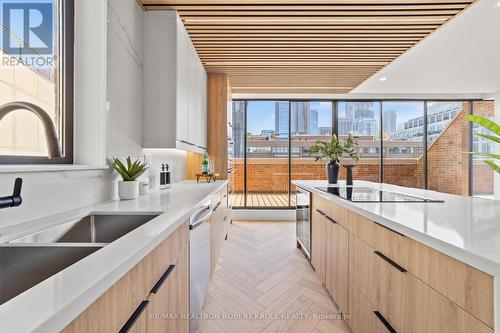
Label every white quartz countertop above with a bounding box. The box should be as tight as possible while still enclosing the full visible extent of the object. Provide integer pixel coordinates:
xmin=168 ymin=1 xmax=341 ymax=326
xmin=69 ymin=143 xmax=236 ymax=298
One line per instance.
xmin=293 ymin=180 xmax=500 ymax=277
xmin=0 ymin=180 xmax=227 ymax=333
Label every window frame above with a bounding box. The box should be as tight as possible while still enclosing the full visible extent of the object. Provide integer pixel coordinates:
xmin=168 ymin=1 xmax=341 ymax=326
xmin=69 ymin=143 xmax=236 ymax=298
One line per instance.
xmin=0 ymin=0 xmax=74 ymax=165
xmin=232 ymin=98 xmax=488 ymax=209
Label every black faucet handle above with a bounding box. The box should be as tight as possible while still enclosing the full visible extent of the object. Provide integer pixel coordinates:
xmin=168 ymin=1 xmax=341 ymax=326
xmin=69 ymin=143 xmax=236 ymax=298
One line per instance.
xmin=13 ymin=178 xmax=22 ymax=196
xmin=0 ymin=178 xmax=22 ymax=209
xmin=11 ymin=178 xmax=22 ymax=207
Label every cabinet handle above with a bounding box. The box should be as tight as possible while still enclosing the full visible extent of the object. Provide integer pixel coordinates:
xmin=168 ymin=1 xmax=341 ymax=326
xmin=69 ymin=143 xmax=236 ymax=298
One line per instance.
xmin=373 ymin=311 xmax=397 ymax=333
xmin=374 ymin=251 xmax=407 ymax=273
xmin=213 ymin=202 xmax=221 ymax=212
xmin=374 ymin=221 xmax=405 ymax=238
xmin=119 ymin=300 xmax=150 ymax=333
xmin=315 ymin=208 xmax=325 ymax=216
xmin=323 ymin=214 xmax=338 ymax=224
xmin=150 ymin=265 xmax=176 ymax=294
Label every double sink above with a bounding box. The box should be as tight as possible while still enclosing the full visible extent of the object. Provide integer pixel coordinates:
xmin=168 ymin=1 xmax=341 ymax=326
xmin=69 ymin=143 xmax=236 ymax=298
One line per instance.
xmin=0 ymin=213 xmax=160 ymax=305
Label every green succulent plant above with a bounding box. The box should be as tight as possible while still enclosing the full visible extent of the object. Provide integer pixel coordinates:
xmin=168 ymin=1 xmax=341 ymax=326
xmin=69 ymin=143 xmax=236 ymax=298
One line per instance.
xmin=113 ymin=156 xmax=148 ymax=181
xmin=309 ymin=133 xmax=359 ymax=163
xmin=467 ymin=115 xmax=500 ymax=174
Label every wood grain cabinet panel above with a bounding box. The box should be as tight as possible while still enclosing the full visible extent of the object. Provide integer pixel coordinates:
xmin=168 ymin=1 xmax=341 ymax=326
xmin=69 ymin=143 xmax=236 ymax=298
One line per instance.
xmin=350 ymin=234 xmax=493 ymax=333
xmin=147 ymin=242 xmax=189 ymax=333
xmin=348 ymin=210 xmax=494 ymax=329
xmin=349 ymin=281 xmax=390 ymax=333
xmin=312 ymin=195 xmax=349 ymax=230
xmin=324 ymin=218 xmax=349 ymax=315
xmin=61 ymin=223 xmax=189 ymax=333
xmin=311 ymin=208 xmax=326 ymax=283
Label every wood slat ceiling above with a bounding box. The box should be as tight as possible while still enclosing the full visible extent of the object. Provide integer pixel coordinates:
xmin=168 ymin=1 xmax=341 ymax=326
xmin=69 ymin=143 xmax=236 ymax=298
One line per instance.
xmin=141 ymin=0 xmax=476 ymax=94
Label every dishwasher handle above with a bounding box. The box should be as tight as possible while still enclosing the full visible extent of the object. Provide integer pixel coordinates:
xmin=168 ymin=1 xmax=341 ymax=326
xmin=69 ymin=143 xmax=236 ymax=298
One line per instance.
xmin=189 ymin=205 xmax=214 ymax=230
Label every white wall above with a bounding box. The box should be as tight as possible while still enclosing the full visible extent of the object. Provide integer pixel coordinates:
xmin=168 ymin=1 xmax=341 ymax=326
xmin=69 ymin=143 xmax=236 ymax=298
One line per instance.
xmin=144 ymin=149 xmax=188 ymax=187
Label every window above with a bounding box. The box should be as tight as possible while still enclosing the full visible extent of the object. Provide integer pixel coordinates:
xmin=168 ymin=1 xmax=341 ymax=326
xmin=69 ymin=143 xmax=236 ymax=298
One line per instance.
xmin=427 ymin=102 xmax=470 ymax=195
xmin=338 ymin=101 xmax=381 ymax=182
xmin=230 ymin=99 xmax=497 ymax=206
xmin=291 ymin=101 xmax=333 ymax=194
xmin=0 ymin=0 xmax=73 ymax=164
xmin=246 ymin=101 xmax=289 ymax=208
xmin=382 ymin=101 xmax=425 ymax=188
xmin=472 ymin=101 xmax=496 ymax=199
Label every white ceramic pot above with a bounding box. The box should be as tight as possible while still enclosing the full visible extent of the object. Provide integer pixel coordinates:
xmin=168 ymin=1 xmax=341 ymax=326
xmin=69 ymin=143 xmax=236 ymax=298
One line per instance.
xmin=118 ymin=180 xmax=139 ymax=200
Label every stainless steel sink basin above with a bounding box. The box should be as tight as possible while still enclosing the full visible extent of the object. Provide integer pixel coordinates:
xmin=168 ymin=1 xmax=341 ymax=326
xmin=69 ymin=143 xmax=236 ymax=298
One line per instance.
xmin=10 ymin=214 xmax=160 ymax=244
xmin=0 ymin=243 xmax=104 ymax=305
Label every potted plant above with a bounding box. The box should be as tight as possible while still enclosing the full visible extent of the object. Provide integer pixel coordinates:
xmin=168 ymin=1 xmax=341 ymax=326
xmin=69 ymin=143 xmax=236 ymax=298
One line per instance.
xmin=309 ymin=134 xmax=359 ymax=184
xmin=467 ymin=115 xmax=500 ymax=174
xmin=114 ymin=157 xmax=148 ymax=200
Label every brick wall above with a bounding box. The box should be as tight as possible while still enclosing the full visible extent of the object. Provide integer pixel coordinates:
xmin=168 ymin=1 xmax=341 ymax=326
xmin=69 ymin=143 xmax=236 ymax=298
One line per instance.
xmin=421 ymin=103 xmax=469 ymax=196
xmin=232 ymin=159 xmax=419 ymax=193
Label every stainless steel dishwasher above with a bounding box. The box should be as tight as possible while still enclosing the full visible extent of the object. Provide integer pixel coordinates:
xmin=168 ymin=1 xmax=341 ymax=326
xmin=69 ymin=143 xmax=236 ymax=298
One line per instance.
xmin=189 ymin=203 xmax=213 ymax=333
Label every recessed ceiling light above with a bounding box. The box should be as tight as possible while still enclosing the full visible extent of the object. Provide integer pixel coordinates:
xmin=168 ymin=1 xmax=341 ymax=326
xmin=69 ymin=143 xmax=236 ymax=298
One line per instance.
xmin=379 ymin=77 xmax=388 ymax=82
xmin=496 ymin=0 xmax=500 ymax=7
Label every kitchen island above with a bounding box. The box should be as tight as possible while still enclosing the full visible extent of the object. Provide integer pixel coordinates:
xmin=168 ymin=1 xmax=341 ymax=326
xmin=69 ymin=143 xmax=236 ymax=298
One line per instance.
xmin=294 ymin=180 xmax=500 ymax=333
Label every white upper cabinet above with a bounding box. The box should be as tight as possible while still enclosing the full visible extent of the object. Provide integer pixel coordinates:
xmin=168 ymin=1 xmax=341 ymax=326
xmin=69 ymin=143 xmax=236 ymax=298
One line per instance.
xmin=144 ymin=11 xmax=207 ymax=153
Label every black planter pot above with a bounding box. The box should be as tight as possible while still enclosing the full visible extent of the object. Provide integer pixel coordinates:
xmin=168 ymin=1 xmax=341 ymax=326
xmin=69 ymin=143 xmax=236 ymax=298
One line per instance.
xmin=326 ymin=161 xmax=340 ymax=184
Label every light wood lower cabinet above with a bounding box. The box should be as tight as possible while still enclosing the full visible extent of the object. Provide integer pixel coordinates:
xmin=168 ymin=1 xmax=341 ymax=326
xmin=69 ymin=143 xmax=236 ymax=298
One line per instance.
xmin=311 ymin=208 xmax=326 ymax=282
xmin=310 ymin=194 xmax=494 ymax=333
xmin=210 ymin=186 xmax=229 ymax=276
xmin=349 ymin=281 xmax=390 ymax=333
xmin=324 ymin=217 xmax=349 ymax=315
xmin=350 ymin=234 xmax=492 ymax=333
xmin=311 ymin=206 xmax=349 ymax=315
xmin=349 ymin=210 xmax=494 ymax=328
xmin=147 ymin=241 xmax=189 ymax=333
xmin=61 ymin=223 xmax=189 ymax=333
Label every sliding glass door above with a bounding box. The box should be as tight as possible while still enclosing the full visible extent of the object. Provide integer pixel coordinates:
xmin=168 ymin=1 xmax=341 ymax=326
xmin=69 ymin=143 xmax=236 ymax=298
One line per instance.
xmin=338 ymin=101 xmax=381 ymax=182
xmin=382 ymin=101 xmax=425 ymax=188
xmin=245 ymin=101 xmax=290 ymax=208
xmin=290 ymin=101 xmax=334 ymax=206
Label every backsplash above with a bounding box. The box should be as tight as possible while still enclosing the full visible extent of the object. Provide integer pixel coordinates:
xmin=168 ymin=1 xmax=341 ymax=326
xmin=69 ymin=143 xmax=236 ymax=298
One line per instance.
xmin=0 ymin=169 xmax=112 ymax=228
xmin=144 ymin=149 xmax=188 ymax=188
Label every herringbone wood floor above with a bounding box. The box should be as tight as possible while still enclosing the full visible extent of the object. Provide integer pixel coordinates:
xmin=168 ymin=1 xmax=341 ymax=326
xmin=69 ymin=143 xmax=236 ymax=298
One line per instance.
xmin=195 ymin=221 xmax=351 ymax=333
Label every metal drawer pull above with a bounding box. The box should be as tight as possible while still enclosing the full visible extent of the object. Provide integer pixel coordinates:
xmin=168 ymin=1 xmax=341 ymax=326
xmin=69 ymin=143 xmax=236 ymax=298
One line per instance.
xmin=374 ymin=311 xmax=397 ymax=333
xmin=315 ymin=209 xmax=325 ymax=216
xmin=150 ymin=265 xmax=176 ymax=294
xmin=374 ymin=221 xmax=405 ymax=237
xmin=190 ymin=205 xmax=214 ymax=230
xmin=374 ymin=251 xmax=407 ymax=273
xmin=323 ymin=215 xmax=337 ymax=224
xmin=119 ymin=300 xmax=150 ymax=333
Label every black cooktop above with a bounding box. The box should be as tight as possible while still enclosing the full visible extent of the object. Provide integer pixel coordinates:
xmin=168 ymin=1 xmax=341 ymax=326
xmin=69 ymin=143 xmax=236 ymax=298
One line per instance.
xmin=315 ymin=186 xmax=444 ymax=203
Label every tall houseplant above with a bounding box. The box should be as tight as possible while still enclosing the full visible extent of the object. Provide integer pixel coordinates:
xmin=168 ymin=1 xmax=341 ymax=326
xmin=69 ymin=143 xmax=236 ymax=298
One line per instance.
xmin=114 ymin=157 xmax=148 ymax=200
xmin=309 ymin=134 xmax=359 ymax=184
xmin=467 ymin=115 xmax=500 ymax=174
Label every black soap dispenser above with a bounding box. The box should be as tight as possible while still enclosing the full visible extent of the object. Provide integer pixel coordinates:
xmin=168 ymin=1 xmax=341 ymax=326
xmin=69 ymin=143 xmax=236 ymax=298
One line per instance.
xmin=160 ymin=163 xmax=171 ymax=189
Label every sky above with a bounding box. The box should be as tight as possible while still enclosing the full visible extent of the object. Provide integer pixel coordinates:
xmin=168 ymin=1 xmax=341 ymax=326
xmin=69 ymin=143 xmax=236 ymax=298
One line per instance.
xmin=246 ymin=101 xmax=333 ymax=135
xmin=245 ymin=101 xmax=427 ymax=134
